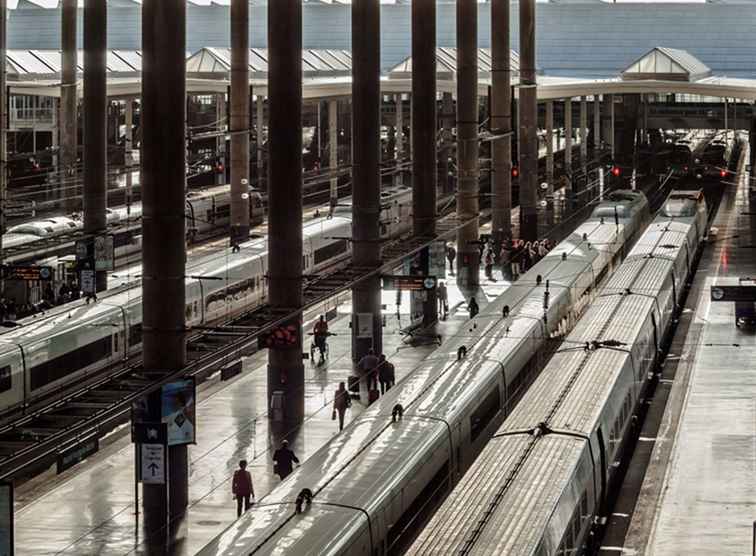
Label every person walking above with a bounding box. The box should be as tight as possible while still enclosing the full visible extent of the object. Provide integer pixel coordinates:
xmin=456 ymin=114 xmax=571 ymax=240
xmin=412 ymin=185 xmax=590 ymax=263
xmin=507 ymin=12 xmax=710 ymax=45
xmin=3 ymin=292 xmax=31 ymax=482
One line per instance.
xmin=358 ymin=348 xmax=380 ymax=393
xmin=484 ymin=250 xmax=495 ymax=281
xmin=437 ymin=281 xmax=448 ymax=318
xmin=232 ymin=460 xmax=254 ymax=517
xmin=273 ymin=440 xmax=299 ymax=481
xmin=510 ymin=240 xmax=521 ymax=281
xmin=468 ymin=297 xmax=479 ymax=319
xmin=446 ymin=244 xmax=456 ymax=274
xmin=332 ymin=381 xmax=351 ymax=432
xmin=538 ymin=240 xmax=548 ymax=261
xmin=378 ymin=354 xmax=395 ymax=395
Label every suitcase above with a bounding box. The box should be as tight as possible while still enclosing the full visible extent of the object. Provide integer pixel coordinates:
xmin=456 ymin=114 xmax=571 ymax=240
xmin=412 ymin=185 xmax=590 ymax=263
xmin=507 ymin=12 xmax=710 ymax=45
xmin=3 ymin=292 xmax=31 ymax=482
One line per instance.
xmin=368 ymin=389 xmax=380 ymax=404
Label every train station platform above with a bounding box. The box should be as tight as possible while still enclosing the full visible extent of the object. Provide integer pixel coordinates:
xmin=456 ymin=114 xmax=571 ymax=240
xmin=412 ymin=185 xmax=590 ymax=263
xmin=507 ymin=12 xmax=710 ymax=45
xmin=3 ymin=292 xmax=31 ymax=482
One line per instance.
xmin=621 ymin=156 xmax=756 ymax=554
xmin=12 ymin=261 xmax=510 ymax=555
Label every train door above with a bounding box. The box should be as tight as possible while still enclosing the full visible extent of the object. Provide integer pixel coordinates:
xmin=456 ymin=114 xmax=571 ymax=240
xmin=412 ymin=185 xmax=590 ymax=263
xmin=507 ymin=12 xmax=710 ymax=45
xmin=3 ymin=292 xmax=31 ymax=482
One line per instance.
xmin=596 ymin=427 xmax=609 ymax=518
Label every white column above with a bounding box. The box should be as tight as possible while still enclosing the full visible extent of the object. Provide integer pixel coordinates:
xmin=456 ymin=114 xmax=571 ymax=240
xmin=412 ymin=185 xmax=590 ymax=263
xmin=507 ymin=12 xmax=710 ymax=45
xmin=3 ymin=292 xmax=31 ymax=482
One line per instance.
xmin=395 ymin=94 xmax=404 ymax=185
xmin=545 ymin=100 xmax=554 ymax=194
xmin=564 ymin=98 xmax=572 ymax=176
xmin=328 ymin=99 xmax=338 ymax=204
xmin=256 ymin=95 xmax=264 ymax=189
xmin=580 ymin=95 xmax=588 ymax=174
xmin=593 ymin=95 xmax=601 ymax=152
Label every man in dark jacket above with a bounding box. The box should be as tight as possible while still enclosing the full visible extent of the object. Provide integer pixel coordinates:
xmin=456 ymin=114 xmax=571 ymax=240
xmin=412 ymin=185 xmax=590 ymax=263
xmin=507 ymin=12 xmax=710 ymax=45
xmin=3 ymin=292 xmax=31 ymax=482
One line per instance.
xmin=273 ymin=440 xmax=299 ymax=480
xmin=232 ymin=460 xmax=254 ymax=517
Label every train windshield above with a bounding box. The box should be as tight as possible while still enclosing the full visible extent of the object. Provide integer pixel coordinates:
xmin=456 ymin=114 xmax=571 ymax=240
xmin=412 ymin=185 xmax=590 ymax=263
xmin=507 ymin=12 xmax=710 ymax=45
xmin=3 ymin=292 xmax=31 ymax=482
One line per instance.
xmin=662 ymin=199 xmax=697 ymax=217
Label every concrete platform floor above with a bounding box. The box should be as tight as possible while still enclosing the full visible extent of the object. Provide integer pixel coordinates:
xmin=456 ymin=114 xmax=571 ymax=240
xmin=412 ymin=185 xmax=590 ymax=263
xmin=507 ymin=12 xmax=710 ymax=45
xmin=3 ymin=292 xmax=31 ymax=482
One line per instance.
xmin=13 ymin=256 xmax=511 ymax=555
xmin=619 ymin=157 xmax=756 ymax=554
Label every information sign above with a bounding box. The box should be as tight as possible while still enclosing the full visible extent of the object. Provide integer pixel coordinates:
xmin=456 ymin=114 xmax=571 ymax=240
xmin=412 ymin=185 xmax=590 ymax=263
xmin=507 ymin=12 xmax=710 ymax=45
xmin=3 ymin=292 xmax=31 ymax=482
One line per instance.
xmin=140 ymin=444 xmax=165 ymax=485
xmin=56 ymin=437 xmax=99 ymax=474
xmin=94 ymin=235 xmax=115 ymax=271
xmin=2 ymin=266 xmax=53 ymax=282
xmin=381 ymin=275 xmax=437 ymax=291
xmin=711 ymin=285 xmax=756 ymax=302
xmin=80 ymin=270 xmax=95 ymax=294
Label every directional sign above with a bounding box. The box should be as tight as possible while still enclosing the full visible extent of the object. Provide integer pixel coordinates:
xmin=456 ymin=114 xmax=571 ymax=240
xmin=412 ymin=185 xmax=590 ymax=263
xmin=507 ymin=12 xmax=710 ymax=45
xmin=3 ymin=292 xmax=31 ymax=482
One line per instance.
xmin=3 ymin=265 xmax=53 ymax=281
xmin=711 ymin=285 xmax=756 ymax=302
xmin=140 ymin=444 xmax=165 ymax=485
xmin=381 ymin=275 xmax=437 ymax=291
xmin=80 ymin=270 xmax=95 ymax=294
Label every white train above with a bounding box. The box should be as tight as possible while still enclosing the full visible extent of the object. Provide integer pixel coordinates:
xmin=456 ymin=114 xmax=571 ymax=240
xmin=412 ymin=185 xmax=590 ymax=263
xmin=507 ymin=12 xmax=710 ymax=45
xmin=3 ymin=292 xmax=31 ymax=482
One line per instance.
xmin=408 ymin=190 xmax=707 ymax=556
xmin=2 ymin=184 xmax=265 ymax=265
xmin=0 ymin=185 xmax=417 ymax=416
xmin=196 ymin=190 xmax=651 ymax=556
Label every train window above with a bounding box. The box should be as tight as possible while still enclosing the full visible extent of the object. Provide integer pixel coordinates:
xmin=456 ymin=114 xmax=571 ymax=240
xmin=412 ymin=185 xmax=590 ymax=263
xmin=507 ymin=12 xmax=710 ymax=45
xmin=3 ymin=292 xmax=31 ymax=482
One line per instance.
xmin=129 ymin=324 xmax=143 ymax=347
xmin=386 ymin=460 xmax=449 ymax=553
xmin=30 ymin=337 xmax=112 ymax=391
xmin=0 ymin=366 xmax=11 ymax=393
xmin=313 ymin=239 xmax=348 ymax=266
xmin=470 ymin=387 xmax=500 ymax=442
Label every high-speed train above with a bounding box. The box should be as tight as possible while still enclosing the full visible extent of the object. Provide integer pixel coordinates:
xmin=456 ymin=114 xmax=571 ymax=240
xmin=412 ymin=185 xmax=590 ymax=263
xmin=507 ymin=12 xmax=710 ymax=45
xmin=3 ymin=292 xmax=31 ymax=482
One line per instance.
xmin=0 ymin=185 xmax=419 ymax=415
xmin=196 ymin=190 xmax=651 ymax=556
xmin=408 ymin=189 xmax=707 ymax=556
xmin=2 ymin=184 xmax=265 ymax=264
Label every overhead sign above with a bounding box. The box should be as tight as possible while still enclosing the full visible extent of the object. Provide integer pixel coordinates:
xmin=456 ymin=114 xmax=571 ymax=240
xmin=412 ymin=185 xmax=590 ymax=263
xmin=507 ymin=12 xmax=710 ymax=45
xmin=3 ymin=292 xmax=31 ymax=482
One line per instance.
xmin=56 ymin=437 xmax=99 ymax=474
xmin=0 ymin=483 xmax=12 ymax=556
xmin=162 ymin=379 xmax=196 ymax=446
xmin=3 ymin=265 xmax=53 ymax=281
xmin=140 ymin=444 xmax=166 ymax=485
xmin=382 ymin=275 xmax=437 ymax=291
xmin=711 ymin=285 xmax=756 ymax=302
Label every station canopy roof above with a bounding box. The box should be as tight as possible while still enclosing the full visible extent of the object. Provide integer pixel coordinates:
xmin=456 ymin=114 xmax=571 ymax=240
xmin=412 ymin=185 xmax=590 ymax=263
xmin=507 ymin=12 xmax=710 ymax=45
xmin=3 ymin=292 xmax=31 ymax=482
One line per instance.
xmin=7 ymin=49 xmax=144 ymax=79
xmin=388 ymin=48 xmax=521 ymax=80
xmin=185 ymin=47 xmax=353 ymax=78
xmin=621 ymin=47 xmax=711 ymax=82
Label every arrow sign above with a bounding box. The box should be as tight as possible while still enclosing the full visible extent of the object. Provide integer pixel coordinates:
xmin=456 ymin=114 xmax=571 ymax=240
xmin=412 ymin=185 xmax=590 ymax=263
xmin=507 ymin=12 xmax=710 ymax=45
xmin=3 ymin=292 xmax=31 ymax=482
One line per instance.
xmin=140 ymin=444 xmax=165 ymax=484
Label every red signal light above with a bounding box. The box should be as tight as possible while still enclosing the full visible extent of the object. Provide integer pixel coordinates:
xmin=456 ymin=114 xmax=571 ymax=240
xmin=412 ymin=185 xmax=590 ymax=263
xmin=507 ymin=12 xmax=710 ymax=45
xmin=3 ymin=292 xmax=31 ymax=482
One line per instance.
xmin=720 ymin=169 xmax=727 ymax=178
xmin=511 ymin=167 xmax=519 ymax=178
xmin=611 ymin=166 xmax=621 ymax=177
xmin=215 ymin=163 xmax=225 ymax=174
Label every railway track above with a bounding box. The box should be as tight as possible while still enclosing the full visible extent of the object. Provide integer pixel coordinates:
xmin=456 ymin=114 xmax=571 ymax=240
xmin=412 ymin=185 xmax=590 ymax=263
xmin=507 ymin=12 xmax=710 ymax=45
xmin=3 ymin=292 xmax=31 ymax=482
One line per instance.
xmin=0 ymin=204 xmax=491 ymax=481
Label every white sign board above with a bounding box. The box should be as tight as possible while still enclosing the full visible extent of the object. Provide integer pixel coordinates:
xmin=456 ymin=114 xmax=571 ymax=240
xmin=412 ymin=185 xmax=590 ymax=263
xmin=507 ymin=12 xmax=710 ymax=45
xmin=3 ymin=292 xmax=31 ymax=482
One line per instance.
xmin=80 ymin=270 xmax=95 ymax=294
xmin=140 ymin=444 xmax=165 ymax=485
xmin=356 ymin=313 xmax=373 ymax=339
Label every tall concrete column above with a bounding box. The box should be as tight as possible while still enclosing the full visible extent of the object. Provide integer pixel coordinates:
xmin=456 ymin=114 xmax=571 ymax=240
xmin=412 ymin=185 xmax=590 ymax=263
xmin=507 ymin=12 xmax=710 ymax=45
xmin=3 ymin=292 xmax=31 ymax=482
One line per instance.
xmin=124 ymin=99 xmax=134 ymax=216
xmin=328 ymin=99 xmax=338 ymax=205
xmin=395 ymin=94 xmax=404 ymax=186
xmin=545 ymin=100 xmax=554 ymax=195
xmin=230 ymin=0 xmax=250 ymax=242
xmin=412 ymin=0 xmax=437 ymax=326
xmin=609 ymin=94 xmax=615 ymax=160
xmin=456 ymin=0 xmax=479 ymax=287
xmin=579 ymin=95 xmax=588 ymax=175
xmin=352 ymin=0 xmax=382 ymax=359
xmin=141 ymin=0 xmax=188 ymax=530
xmin=61 ymin=0 xmax=78 ymax=212
xmin=749 ymin=105 xmax=756 ymax=180
xmin=256 ymin=95 xmax=264 ymax=189
xmin=491 ymin=0 xmax=512 ymax=245
xmin=0 ymin=0 xmax=5 ymax=261
xmin=518 ymin=0 xmax=538 ymax=242
xmin=268 ymin=0 xmax=305 ymax=423
xmin=440 ymin=91 xmax=454 ymax=196
xmin=83 ymin=0 xmax=107 ymax=293
xmin=565 ymin=98 xmax=572 ymax=176
xmin=215 ymin=94 xmax=226 ymax=186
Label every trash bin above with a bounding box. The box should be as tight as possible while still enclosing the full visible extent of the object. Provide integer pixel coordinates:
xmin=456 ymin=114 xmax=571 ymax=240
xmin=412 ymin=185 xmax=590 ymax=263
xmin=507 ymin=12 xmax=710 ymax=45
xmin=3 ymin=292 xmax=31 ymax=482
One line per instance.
xmin=270 ymin=390 xmax=285 ymax=422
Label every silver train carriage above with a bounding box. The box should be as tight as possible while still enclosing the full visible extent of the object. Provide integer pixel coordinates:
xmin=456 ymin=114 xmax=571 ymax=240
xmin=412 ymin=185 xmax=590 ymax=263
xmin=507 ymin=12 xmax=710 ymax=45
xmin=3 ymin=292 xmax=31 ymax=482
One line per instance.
xmin=0 ymin=185 xmax=420 ymax=416
xmin=196 ymin=191 xmax=651 ymax=556
xmin=407 ymin=189 xmax=707 ymax=556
